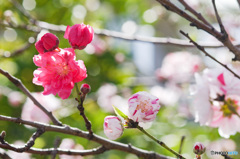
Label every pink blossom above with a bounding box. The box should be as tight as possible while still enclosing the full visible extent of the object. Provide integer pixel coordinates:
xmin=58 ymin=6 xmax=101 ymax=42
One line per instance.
xmin=64 ymin=23 xmax=94 ymax=50
xmin=33 ymin=48 xmax=87 ymax=99
xmin=21 ymin=92 xmax=61 ymax=124
xmin=7 ymin=91 xmax=24 ymax=107
xmin=128 ymin=91 xmax=160 ymax=122
xmin=156 ymin=52 xmax=202 ymax=83
xmin=193 ymin=142 xmax=206 ymax=155
xmin=35 ymin=33 xmax=59 ymax=53
xmin=104 ymin=116 xmax=123 ymax=140
xmin=59 ymin=139 xmax=84 ymax=159
xmin=192 ymin=66 xmax=240 ymax=138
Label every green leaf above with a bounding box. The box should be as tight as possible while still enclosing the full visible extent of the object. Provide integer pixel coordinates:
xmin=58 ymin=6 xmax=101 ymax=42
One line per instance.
xmin=112 ymin=105 xmax=128 ymax=120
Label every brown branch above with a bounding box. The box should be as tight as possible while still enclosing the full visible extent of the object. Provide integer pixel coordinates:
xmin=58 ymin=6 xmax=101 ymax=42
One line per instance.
xmin=0 ymin=68 xmax=62 ymax=126
xmin=212 ymin=0 xmax=228 ymax=35
xmin=75 ymin=93 xmax=93 ymax=139
xmin=221 ymin=154 xmax=233 ymax=159
xmin=156 ymin=0 xmax=240 ymax=61
xmin=51 ymin=137 xmax=61 ymax=159
xmin=0 ymin=143 xmax=107 ymax=156
xmin=1 ymin=19 xmax=236 ymax=49
xmin=238 ymin=0 xmax=240 ymax=8
xmin=0 ymin=33 xmax=38 ymax=59
xmin=0 ymin=115 xmax=175 ymax=159
xmin=180 ymin=30 xmax=240 ymax=80
xmin=178 ymin=0 xmax=211 ymax=26
xmin=8 ymin=0 xmax=37 ymax=24
xmin=0 ymin=152 xmax=11 ymax=159
xmin=0 ymin=129 xmax=44 ymax=152
xmin=178 ymin=136 xmax=185 ymax=154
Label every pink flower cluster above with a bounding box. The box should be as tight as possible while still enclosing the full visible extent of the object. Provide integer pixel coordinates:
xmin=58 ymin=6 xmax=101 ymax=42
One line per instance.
xmin=103 ymin=91 xmax=161 ymax=140
xmin=33 ymin=23 xmax=94 ymax=99
xmin=192 ymin=66 xmax=240 ymax=138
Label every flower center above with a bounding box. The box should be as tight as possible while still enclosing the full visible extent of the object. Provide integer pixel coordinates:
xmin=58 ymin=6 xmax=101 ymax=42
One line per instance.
xmin=136 ymin=99 xmax=152 ymax=113
xmin=57 ymin=63 xmax=69 ymax=76
xmin=220 ymin=98 xmax=239 ymax=117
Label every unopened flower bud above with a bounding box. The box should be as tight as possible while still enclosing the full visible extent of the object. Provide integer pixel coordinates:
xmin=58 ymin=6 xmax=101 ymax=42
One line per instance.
xmin=35 ymin=40 xmax=45 ymax=54
xmin=35 ymin=33 xmax=59 ymax=53
xmin=64 ymin=23 xmax=94 ymax=50
xmin=1 ymin=131 xmax=6 ymax=138
xmin=128 ymin=91 xmax=160 ymax=123
xmin=80 ymin=83 xmax=91 ymax=94
xmin=104 ymin=116 xmax=123 ymax=140
xmin=193 ymin=142 xmax=206 ymax=155
xmin=41 ymin=33 xmax=59 ymax=51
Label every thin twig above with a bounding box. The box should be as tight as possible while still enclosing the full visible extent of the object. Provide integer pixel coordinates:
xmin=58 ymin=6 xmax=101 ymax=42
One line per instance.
xmin=221 ymin=154 xmax=233 ymax=159
xmin=0 ymin=152 xmax=11 ymax=159
xmin=51 ymin=137 xmax=61 ymax=159
xmin=1 ymin=20 xmax=232 ymax=48
xmin=75 ymin=84 xmax=93 ymax=139
xmin=8 ymin=0 xmax=37 ymax=24
xmin=0 ymin=33 xmax=37 ymax=59
xmin=0 ymin=143 xmax=107 ymax=156
xmin=178 ymin=136 xmax=185 ymax=154
xmin=0 ymin=68 xmax=62 ymax=126
xmin=180 ymin=30 xmax=240 ymax=80
xmin=0 ymin=128 xmax=45 ymax=152
xmin=137 ymin=126 xmax=185 ymax=159
xmin=178 ymin=0 xmax=211 ymax=26
xmin=237 ymin=0 xmax=240 ymax=8
xmin=0 ymin=114 xmax=174 ymax=159
xmin=156 ymin=0 xmax=240 ymax=61
xmin=212 ymin=0 xmax=228 ymax=36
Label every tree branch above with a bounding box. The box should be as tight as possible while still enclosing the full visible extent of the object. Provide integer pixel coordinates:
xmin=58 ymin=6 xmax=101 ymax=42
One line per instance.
xmin=238 ymin=0 xmax=240 ymax=8
xmin=212 ymin=0 xmax=228 ymax=35
xmin=0 ymin=68 xmax=62 ymax=126
xmin=178 ymin=0 xmax=211 ymax=26
xmin=0 ymin=143 xmax=107 ymax=156
xmin=180 ymin=30 xmax=240 ymax=80
xmin=1 ymin=20 xmax=232 ymax=48
xmin=0 ymin=129 xmax=44 ymax=152
xmin=156 ymin=0 xmax=240 ymax=61
xmin=0 ymin=115 xmax=175 ymax=159
xmin=178 ymin=136 xmax=185 ymax=154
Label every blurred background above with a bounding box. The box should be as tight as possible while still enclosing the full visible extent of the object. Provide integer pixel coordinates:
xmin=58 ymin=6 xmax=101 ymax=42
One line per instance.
xmin=0 ymin=0 xmax=240 ymax=158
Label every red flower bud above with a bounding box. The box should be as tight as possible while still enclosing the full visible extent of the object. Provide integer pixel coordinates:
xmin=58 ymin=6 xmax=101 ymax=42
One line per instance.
xmin=35 ymin=33 xmax=59 ymax=53
xmin=35 ymin=40 xmax=45 ymax=54
xmin=193 ymin=142 xmax=206 ymax=155
xmin=41 ymin=33 xmax=59 ymax=51
xmin=80 ymin=83 xmax=91 ymax=94
xmin=64 ymin=23 xmax=94 ymax=50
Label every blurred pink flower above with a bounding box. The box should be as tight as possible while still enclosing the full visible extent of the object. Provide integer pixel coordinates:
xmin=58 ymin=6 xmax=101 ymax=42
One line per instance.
xmin=59 ymin=138 xmax=84 ymax=159
xmin=192 ymin=66 xmax=240 ymax=138
xmin=35 ymin=33 xmax=59 ymax=54
xmin=104 ymin=116 xmax=123 ymax=140
xmin=64 ymin=23 xmax=94 ymax=50
xmin=7 ymin=91 xmax=24 ymax=107
xmin=156 ymin=52 xmax=202 ymax=83
xmin=97 ymin=83 xmax=119 ymax=113
xmin=21 ymin=92 xmax=61 ymax=124
xmin=128 ymin=91 xmax=160 ymax=122
xmin=206 ymin=139 xmax=236 ymax=159
xmin=33 ymin=48 xmax=87 ymax=99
